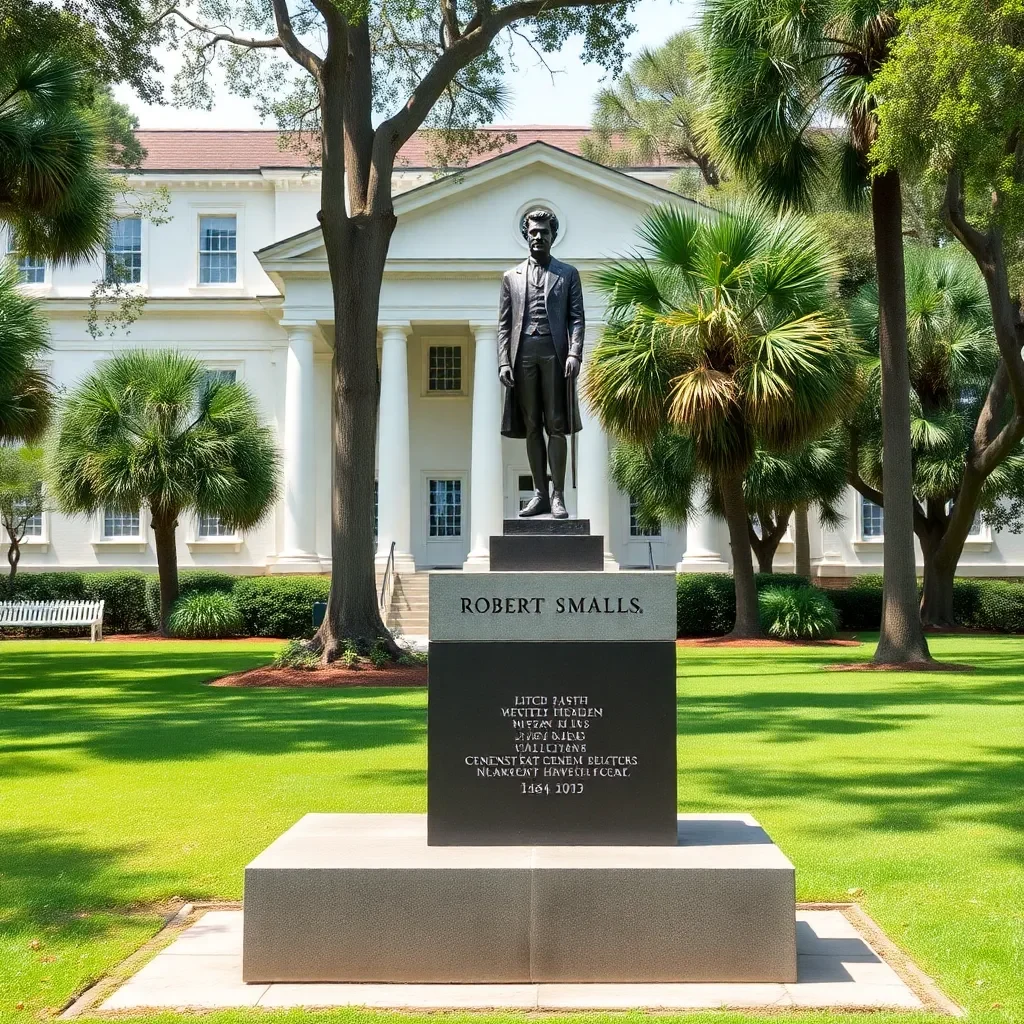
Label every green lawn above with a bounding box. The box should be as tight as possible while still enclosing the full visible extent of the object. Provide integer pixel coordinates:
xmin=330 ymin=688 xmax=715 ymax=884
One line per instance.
xmin=0 ymin=637 xmax=1021 ymax=1024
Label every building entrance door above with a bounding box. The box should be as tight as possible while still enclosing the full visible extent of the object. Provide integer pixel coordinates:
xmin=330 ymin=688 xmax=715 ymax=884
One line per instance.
xmin=423 ymin=476 xmax=466 ymax=567
xmin=506 ymin=469 xmax=535 ymax=518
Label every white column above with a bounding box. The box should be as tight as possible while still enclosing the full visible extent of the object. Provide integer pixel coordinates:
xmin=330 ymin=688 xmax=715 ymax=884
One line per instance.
xmin=275 ymin=322 xmax=321 ymax=572
xmin=376 ymin=323 xmax=416 ymax=573
xmin=464 ymin=323 xmax=504 ymax=571
xmin=677 ymin=483 xmax=729 ymax=572
xmin=577 ymin=324 xmax=618 ymax=570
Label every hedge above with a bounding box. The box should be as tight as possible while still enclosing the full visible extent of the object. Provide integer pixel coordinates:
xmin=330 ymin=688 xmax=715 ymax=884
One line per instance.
xmin=0 ymin=570 xmax=150 ymax=634
xmin=676 ymin=572 xmax=809 ymax=637
xmin=233 ymin=575 xmax=332 ymax=638
xmin=826 ymin=575 xmax=884 ymax=633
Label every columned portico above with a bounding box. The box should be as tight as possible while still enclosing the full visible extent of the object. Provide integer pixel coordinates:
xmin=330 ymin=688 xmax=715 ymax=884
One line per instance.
xmin=463 ymin=323 xmax=504 ymax=571
xmin=376 ymin=323 xmax=417 ymax=573
xmin=677 ymin=484 xmax=730 ymax=572
xmin=275 ymin=322 xmax=321 ymax=572
xmin=577 ymin=325 xmax=619 ymax=570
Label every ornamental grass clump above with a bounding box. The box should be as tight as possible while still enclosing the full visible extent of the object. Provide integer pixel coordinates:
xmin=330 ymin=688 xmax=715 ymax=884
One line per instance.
xmin=759 ymin=586 xmax=838 ymax=641
xmin=168 ymin=591 xmax=244 ymax=639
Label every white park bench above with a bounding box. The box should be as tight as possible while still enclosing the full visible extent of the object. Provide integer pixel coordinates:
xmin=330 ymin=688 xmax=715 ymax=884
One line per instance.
xmin=0 ymin=600 xmax=106 ymax=641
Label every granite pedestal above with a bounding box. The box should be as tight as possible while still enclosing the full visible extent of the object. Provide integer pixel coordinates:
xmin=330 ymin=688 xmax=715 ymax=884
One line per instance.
xmin=490 ymin=518 xmax=603 ymax=570
xmin=242 ymin=813 xmax=797 ymax=984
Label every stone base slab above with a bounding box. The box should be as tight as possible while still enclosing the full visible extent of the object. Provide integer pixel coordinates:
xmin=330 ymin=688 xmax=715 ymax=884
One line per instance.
xmin=98 ymin=908 xmax=932 ymax=1012
xmin=242 ymin=813 xmax=797 ymax=984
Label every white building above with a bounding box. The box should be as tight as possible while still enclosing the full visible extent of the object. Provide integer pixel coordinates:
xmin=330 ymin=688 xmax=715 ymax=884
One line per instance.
xmin=7 ymin=128 xmax=1021 ymax=585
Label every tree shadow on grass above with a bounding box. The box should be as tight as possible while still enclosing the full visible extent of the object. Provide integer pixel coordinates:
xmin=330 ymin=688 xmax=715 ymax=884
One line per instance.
xmin=685 ymin=746 xmax=1023 ymax=843
xmin=0 ymin=648 xmax=427 ymax=765
xmin=0 ymin=827 xmax=174 ymax=927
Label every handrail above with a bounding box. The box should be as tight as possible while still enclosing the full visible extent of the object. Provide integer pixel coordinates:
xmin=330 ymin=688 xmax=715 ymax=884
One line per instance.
xmin=379 ymin=540 xmax=397 ymax=624
xmin=647 ymin=541 xmax=655 ymax=571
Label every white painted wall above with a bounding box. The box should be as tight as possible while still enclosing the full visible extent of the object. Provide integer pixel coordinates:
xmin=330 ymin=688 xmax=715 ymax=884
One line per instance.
xmin=8 ymin=151 xmax=1024 ymax=577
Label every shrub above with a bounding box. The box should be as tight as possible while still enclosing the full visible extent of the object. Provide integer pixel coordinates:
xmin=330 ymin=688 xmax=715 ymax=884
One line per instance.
xmin=676 ymin=573 xmax=735 ymax=636
xmin=0 ymin=571 xmax=87 ymax=602
xmin=273 ymin=638 xmax=321 ymax=669
xmin=759 ymin=586 xmax=838 ymax=640
xmin=168 ymin=591 xmax=243 ymax=639
xmin=973 ymin=580 xmax=1024 ymax=633
xmin=82 ymin=571 xmax=150 ymax=634
xmin=676 ymin=572 xmax=815 ymax=636
xmin=144 ymin=570 xmax=238 ymax=627
xmin=952 ymin=578 xmax=984 ymax=627
xmin=233 ymin=575 xmax=332 ymax=638
xmin=828 ymin=575 xmax=884 ymax=632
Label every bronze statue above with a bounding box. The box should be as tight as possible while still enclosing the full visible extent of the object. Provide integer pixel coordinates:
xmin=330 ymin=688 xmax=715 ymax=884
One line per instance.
xmin=498 ymin=209 xmax=584 ymax=519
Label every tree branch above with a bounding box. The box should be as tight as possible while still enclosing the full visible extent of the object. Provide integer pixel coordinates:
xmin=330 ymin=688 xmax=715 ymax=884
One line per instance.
xmin=271 ymin=0 xmax=323 ymax=78
xmin=167 ymin=8 xmax=282 ymax=50
xmin=379 ymin=0 xmax=626 ymax=153
xmin=941 ymin=167 xmax=991 ymax=266
xmin=440 ymin=0 xmax=461 ymax=47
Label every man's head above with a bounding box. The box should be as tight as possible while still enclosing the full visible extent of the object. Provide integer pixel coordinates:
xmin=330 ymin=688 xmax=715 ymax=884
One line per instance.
xmin=522 ymin=209 xmax=558 ymax=263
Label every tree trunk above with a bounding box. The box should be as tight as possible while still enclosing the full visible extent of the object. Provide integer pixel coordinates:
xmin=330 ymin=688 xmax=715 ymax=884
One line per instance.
xmin=754 ymin=544 xmax=774 ymax=574
xmin=794 ymin=502 xmax=811 ymax=578
xmin=6 ymin=526 xmax=19 ymax=584
xmin=721 ymin=471 xmax=762 ymax=638
xmin=870 ymin=170 xmax=931 ymax=664
xmin=151 ymin=510 xmax=180 ymax=636
xmin=920 ymin=551 xmax=956 ymax=627
xmin=316 ymin=212 xmax=398 ymax=659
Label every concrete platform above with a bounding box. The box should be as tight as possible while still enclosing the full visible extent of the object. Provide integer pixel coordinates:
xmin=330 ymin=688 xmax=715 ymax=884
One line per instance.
xmin=99 ymin=909 xmax=927 ymax=1011
xmin=242 ymin=813 xmax=796 ymax=983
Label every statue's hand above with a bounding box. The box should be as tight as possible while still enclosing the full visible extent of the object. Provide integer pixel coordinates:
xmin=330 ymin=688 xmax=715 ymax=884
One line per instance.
xmin=499 ymin=365 xmax=515 ymax=388
xmin=564 ymin=355 xmax=581 ymax=380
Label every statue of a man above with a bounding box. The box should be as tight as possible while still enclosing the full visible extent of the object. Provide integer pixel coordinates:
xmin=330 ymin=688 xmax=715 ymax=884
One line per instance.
xmin=498 ymin=209 xmax=584 ymax=519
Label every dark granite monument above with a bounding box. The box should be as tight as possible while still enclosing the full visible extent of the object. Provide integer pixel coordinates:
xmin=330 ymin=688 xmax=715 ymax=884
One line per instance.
xmin=428 ymin=518 xmax=677 ymax=846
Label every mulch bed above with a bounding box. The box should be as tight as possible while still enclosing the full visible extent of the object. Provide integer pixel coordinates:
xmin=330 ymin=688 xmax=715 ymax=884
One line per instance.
xmin=676 ymin=637 xmax=862 ymax=648
xmin=210 ymin=664 xmax=429 ymax=688
xmin=826 ymin=660 xmax=975 ymax=672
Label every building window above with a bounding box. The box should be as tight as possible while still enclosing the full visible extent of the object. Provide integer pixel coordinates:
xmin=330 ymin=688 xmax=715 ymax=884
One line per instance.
xmin=947 ymin=501 xmax=983 ymax=537
xmin=429 ymin=479 xmax=462 ymax=537
xmin=103 ymin=507 xmax=141 ymax=538
xmin=517 ymin=474 xmax=535 ymax=510
xmin=201 ymin=368 xmax=236 ymax=386
xmin=197 ymin=513 xmax=234 ymax=538
xmin=14 ymin=483 xmax=43 ymax=537
xmin=629 ymin=495 xmax=661 ymax=537
xmin=861 ymin=496 xmax=884 ymax=539
xmin=5 ymin=233 xmax=45 ymax=284
xmin=427 ymin=345 xmax=462 ymax=392
xmin=198 ymin=215 xmax=237 ymax=284
xmin=105 ymin=217 xmax=142 ymax=284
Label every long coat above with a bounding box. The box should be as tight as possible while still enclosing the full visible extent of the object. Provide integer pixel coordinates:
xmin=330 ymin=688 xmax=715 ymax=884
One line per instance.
xmin=497 ymin=256 xmax=585 ymax=438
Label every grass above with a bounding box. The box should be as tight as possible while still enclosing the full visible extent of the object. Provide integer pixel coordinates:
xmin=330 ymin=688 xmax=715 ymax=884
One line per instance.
xmin=0 ymin=636 xmax=1021 ymax=1024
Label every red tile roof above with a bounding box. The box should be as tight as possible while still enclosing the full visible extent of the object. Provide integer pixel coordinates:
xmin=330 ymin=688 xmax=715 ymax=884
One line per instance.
xmin=130 ymin=127 xmax=678 ymax=172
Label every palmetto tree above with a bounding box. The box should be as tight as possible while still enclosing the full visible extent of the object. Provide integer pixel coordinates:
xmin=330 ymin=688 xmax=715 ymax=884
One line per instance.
xmin=702 ymin=0 xmax=931 ymax=663
xmin=50 ymin=351 xmax=279 ymax=634
xmin=848 ymin=245 xmax=1023 ymax=624
xmin=581 ymin=32 xmax=722 ymax=189
xmin=0 ymin=261 xmax=52 ymax=443
xmin=586 ymin=204 xmax=854 ymax=636
xmin=613 ymin=427 xmax=848 ymax=576
xmin=0 ymin=50 xmax=115 ymax=264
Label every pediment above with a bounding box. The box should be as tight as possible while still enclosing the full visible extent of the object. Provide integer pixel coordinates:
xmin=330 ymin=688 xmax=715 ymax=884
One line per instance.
xmin=257 ymin=142 xmax=701 ymax=275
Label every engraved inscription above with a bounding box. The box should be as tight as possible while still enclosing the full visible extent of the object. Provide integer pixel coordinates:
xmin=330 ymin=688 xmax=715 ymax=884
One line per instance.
xmin=463 ymin=692 xmax=640 ymax=796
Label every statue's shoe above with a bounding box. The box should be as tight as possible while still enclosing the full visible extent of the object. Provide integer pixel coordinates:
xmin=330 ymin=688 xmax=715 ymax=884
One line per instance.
xmin=550 ymin=492 xmax=569 ymax=519
xmin=519 ymin=494 xmax=551 ymax=517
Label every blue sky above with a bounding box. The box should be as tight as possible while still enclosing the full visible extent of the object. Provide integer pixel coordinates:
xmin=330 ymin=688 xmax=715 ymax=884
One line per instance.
xmin=116 ymin=0 xmax=699 ymax=130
